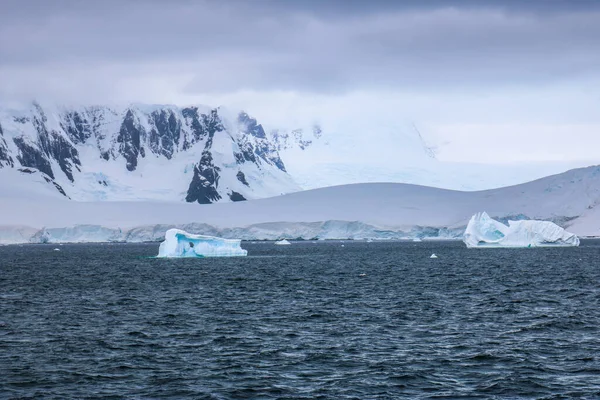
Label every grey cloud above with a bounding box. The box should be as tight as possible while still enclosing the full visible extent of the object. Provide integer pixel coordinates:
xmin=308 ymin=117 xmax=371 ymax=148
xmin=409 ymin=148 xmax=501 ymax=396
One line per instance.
xmin=1 ymin=0 xmax=600 ymax=98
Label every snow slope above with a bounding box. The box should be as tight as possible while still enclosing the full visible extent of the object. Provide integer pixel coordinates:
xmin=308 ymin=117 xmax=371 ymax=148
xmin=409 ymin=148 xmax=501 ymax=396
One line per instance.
xmin=2 ymin=165 xmax=600 ymax=243
xmin=270 ymin=119 xmax=585 ymax=191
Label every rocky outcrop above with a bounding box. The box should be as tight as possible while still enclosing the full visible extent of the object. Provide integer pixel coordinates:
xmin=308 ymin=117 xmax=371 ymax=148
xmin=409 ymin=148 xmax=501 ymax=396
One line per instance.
xmin=186 ymin=151 xmax=222 ymax=204
xmin=117 ymin=109 xmax=145 ymax=171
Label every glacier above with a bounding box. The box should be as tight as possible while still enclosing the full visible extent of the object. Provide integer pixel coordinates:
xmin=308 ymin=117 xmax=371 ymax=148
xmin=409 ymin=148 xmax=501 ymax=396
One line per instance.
xmin=463 ymin=212 xmax=580 ymax=248
xmin=157 ymin=229 xmax=247 ymax=258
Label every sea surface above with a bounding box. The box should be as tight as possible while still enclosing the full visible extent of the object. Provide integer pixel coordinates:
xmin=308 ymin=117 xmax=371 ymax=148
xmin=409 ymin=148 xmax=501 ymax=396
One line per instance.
xmin=1 ymin=240 xmax=600 ymax=399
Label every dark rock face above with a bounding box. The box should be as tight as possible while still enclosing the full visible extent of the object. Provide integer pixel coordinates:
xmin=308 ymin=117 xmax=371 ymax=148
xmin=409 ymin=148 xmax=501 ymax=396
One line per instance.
xmin=61 ymin=111 xmax=92 ymax=144
xmin=13 ymin=137 xmax=55 ymax=179
xmin=185 ymin=151 xmax=222 ymax=204
xmin=236 ymin=170 xmax=249 ymax=186
xmin=228 ymin=191 xmax=246 ymax=202
xmin=236 ymin=142 xmax=257 ymax=164
xmin=181 ymin=107 xmax=206 ymax=148
xmin=202 ymin=109 xmax=224 ymax=149
xmin=182 ymin=109 xmax=228 ymax=203
xmin=38 ymin=131 xmax=81 ymax=182
xmin=181 ymin=107 xmax=224 ymax=150
xmin=149 ymin=110 xmax=180 ymax=159
xmin=25 ymin=104 xmax=82 ymax=182
xmin=117 ymin=110 xmax=145 ymax=171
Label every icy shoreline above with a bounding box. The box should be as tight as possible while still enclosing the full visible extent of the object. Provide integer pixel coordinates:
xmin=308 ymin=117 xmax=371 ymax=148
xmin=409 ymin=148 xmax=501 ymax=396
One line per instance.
xmin=0 ymin=221 xmax=464 ymax=245
xmin=3 ymin=166 xmax=600 ymax=245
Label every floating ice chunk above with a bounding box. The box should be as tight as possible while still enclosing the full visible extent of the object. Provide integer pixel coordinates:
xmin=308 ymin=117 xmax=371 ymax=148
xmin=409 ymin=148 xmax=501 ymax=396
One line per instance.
xmin=463 ymin=212 xmax=580 ymax=248
xmin=53 ymin=248 xmax=60 ymax=251
xmin=157 ymin=229 xmax=247 ymax=258
xmin=430 ymin=253 xmax=438 ymax=258
xmin=275 ymin=239 xmax=291 ymax=245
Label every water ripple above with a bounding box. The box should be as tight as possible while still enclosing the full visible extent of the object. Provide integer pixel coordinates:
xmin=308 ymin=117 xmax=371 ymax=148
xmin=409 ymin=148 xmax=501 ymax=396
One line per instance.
xmin=1 ymin=241 xmax=600 ymax=398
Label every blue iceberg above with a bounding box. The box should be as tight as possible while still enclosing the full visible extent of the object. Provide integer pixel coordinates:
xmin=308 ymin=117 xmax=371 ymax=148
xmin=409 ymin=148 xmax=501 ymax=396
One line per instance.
xmin=157 ymin=229 xmax=248 ymax=257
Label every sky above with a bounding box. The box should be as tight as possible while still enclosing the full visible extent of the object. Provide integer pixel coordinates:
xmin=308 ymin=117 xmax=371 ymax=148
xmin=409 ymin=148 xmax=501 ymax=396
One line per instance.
xmin=1 ymin=0 xmax=599 ymax=164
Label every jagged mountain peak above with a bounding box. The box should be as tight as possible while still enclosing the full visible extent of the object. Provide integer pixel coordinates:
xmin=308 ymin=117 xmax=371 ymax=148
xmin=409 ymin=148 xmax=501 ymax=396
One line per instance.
xmin=0 ymin=102 xmax=300 ymax=203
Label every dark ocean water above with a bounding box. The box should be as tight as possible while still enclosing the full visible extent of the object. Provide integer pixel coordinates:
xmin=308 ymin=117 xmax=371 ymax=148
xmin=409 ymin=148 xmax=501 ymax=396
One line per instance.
xmin=1 ymin=240 xmax=600 ymax=399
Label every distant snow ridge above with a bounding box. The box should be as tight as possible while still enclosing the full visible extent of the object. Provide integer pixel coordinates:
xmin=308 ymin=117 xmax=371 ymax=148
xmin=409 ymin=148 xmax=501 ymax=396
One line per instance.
xmin=0 ymin=102 xmax=308 ymax=202
xmin=463 ymin=212 xmax=580 ymax=248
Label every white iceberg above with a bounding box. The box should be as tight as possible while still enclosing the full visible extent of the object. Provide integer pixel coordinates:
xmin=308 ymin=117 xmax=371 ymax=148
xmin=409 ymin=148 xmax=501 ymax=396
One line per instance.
xmin=157 ymin=229 xmax=248 ymax=257
xmin=275 ymin=239 xmax=291 ymax=245
xmin=463 ymin=212 xmax=580 ymax=248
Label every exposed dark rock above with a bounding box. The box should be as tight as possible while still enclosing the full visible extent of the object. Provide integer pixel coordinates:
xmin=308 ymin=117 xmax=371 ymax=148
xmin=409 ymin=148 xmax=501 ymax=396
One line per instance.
xmin=61 ymin=111 xmax=91 ymax=144
xmin=237 ymin=142 xmax=257 ymax=164
xmin=228 ymin=191 xmax=246 ymax=202
xmin=185 ymin=151 xmax=222 ymax=204
xmin=38 ymin=131 xmax=81 ymax=182
xmin=28 ymin=106 xmax=81 ymax=182
xmin=234 ymin=152 xmax=245 ymax=164
xmin=182 ymin=107 xmax=205 ymax=147
xmin=148 ymin=110 xmax=180 ymax=159
xmin=18 ymin=168 xmax=35 ymax=174
xmin=13 ymin=137 xmax=54 ymax=179
xmin=236 ymin=170 xmax=249 ymax=186
xmin=202 ymin=109 xmax=224 ymax=149
xmin=117 ymin=109 xmax=144 ymax=171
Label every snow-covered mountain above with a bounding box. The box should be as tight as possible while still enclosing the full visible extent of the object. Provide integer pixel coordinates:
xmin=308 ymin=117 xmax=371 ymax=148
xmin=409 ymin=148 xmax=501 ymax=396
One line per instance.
xmin=0 ymin=102 xmax=302 ymax=202
xmin=1 ymin=102 xmax=578 ymax=199
xmin=2 ymin=165 xmax=600 ymax=243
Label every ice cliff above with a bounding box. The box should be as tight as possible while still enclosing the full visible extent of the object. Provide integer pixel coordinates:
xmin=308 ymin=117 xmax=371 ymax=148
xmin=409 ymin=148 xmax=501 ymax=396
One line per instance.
xmin=463 ymin=212 xmax=580 ymax=248
xmin=157 ymin=228 xmax=247 ymax=257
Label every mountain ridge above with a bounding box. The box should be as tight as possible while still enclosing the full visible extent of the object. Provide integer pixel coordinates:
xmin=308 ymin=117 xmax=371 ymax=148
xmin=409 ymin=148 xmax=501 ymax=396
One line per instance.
xmin=0 ymin=102 xmax=317 ymax=203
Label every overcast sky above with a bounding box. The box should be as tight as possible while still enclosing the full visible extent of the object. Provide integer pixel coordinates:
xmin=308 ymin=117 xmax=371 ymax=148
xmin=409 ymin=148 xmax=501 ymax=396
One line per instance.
xmin=1 ymin=0 xmax=599 ymax=164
